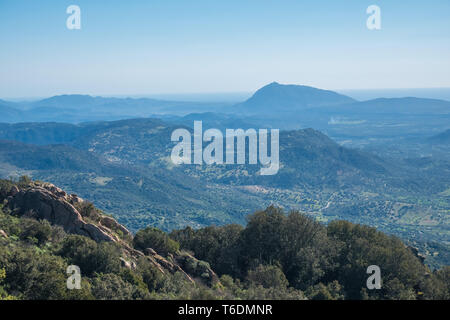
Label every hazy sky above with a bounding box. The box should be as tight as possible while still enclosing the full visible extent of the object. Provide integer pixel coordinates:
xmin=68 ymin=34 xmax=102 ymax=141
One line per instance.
xmin=1 ymin=0 xmax=449 ymax=98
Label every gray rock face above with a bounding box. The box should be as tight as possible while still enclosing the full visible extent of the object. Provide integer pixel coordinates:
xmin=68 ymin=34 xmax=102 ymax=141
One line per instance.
xmin=7 ymin=185 xmax=115 ymax=242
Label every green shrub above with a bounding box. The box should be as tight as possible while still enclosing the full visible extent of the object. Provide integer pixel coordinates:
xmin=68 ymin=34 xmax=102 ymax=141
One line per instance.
xmin=57 ymin=235 xmax=121 ymax=276
xmin=19 ymin=219 xmax=52 ymax=246
xmin=134 ymin=227 xmax=179 ymax=256
xmin=247 ymin=264 xmax=289 ymax=289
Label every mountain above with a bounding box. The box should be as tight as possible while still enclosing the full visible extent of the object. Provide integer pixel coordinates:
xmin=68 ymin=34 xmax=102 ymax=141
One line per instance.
xmin=30 ymin=94 xmax=105 ymax=109
xmin=233 ymin=82 xmax=356 ymax=115
xmin=0 ymin=95 xmax=234 ymax=124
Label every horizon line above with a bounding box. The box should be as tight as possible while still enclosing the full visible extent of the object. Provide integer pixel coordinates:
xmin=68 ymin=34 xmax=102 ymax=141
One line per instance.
xmin=4 ymin=86 xmax=450 ymax=102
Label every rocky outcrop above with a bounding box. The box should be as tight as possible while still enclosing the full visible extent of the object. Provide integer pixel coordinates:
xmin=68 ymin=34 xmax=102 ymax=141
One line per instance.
xmin=142 ymin=248 xmax=219 ymax=285
xmin=175 ymin=252 xmax=219 ymax=285
xmin=119 ymin=257 xmax=137 ymax=270
xmin=143 ymin=247 xmax=194 ymax=283
xmin=4 ymin=181 xmax=220 ymax=288
xmin=100 ymin=216 xmax=132 ymax=238
xmin=6 ymin=184 xmax=116 ymax=242
xmin=0 ymin=229 xmax=8 ymax=238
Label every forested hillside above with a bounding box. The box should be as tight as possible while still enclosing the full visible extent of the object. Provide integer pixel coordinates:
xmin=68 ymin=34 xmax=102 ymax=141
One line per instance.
xmin=0 ymin=178 xmax=448 ymax=300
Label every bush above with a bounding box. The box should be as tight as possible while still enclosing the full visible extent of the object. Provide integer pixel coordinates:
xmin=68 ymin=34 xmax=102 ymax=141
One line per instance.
xmin=134 ymin=227 xmax=179 ymax=256
xmin=91 ymin=273 xmax=135 ymax=300
xmin=306 ymin=281 xmax=345 ymax=300
xmin=0 ymin=246 xmax=69 ymax=299
xmin=74 ymin=201 xmax=101 ymax=222
xmin=0 ymin=268 xmax=14 ymax=300
xmin=136 ymin=257 xmax=165 ymax=292
xmin=247 ymin=264 xmax=289 ymax=289
xmin=327 ymin=220 xmax=427 ymax=299
xmin=57 ymin=235 xmax=121 ymax=276
xmin=419 ymin=267 xmax=450 ymax=300
xmin=19 ymin=219 xmax=52 ymax=246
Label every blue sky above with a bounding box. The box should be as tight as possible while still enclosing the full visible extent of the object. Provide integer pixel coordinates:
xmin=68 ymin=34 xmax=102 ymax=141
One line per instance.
xmin=0 ymin=0 xmax=449 ymax=98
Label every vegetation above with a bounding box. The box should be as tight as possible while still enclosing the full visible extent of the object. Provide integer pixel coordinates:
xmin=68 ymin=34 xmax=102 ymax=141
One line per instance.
xmin=133 ymin=227 xmax=180 ymax=256
xmin=0 ymin=118 xmax=448 ymax=269
xmin=171 ymin=206 xmax=449 ymax=300
xmin=0 ymin=179 xmax=448 ymax=300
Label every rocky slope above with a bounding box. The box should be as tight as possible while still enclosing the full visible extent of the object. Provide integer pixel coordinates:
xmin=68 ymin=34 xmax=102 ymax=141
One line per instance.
xmin=1 ymin=180 xmax=218 ymax=286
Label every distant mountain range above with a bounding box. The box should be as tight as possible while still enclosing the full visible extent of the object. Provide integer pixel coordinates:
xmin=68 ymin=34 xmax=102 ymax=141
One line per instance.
xmin=1 ymin=82 xmax=449 ymax=123
xmin=0 ymin=95 xmax=232 ymax=123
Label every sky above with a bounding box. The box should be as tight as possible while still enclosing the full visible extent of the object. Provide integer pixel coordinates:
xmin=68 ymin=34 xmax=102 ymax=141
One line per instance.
xmin=0 ymin=0 xmax=449 ymax=99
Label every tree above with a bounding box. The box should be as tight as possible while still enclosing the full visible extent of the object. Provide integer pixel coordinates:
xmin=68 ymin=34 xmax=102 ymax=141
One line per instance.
xmin=134 ymin=227 xmax=179 ymax=256
xmin=0 ymin=268 xmax=15 ymax=300
xmin=57 ymin=235 xmax=121 ymax=276
xmin=247 ymin=264 xmax=289 ymax=289
xmin=306 ymin=281 xmax=345 ymax=300
xmin=419 ymin=267 xmax=450 ymax=300
xmin=327 ymin=220 xmax=427 ymax=299
xmin=91 ymin=273 xmax=135 ymax=300
xmin=19 ymin=218 xmax=52 ymax=246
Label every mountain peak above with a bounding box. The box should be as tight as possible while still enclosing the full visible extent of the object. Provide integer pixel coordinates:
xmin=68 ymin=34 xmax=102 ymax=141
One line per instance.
xmin=237 ymin=83 xmax=355 ymax=114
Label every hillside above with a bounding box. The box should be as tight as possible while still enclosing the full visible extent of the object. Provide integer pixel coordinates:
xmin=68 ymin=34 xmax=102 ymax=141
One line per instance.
xmin=0 ymin=138 xmax=265 ymax=231
xmin=0 ymin=179 xmax=448 ymax=300
xmin=0 ymin=178 xmax=222 ymax=300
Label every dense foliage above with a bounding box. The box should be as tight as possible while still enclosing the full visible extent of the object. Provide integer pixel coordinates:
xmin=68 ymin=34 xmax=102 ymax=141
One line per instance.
xmin=171 ymin=206 xmax=450 ymax=300
xmin=134 ymin=227 xmax=180 ymax=255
